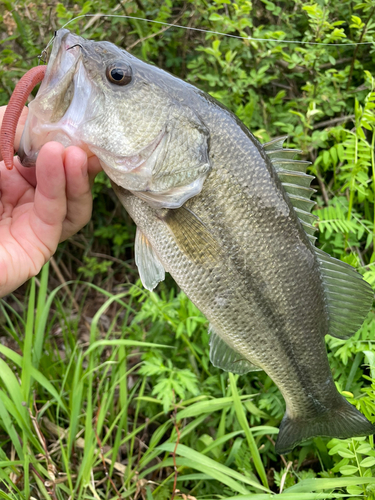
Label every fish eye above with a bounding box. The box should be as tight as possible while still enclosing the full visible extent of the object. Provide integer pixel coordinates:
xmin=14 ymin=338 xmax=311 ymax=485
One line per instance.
xmin=106 ymin=63 xmax=132 ymax=86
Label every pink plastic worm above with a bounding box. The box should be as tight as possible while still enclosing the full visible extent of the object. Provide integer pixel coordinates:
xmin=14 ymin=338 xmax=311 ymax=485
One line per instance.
xmin=0 ymin=65 xmax=47 ymax=170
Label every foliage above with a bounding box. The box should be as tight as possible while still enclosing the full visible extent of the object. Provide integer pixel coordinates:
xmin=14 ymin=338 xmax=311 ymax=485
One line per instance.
xmin=78 ymin=256 xmax=113 ymax=279
xmin=1 ymin=0 xmax=375 ymax=498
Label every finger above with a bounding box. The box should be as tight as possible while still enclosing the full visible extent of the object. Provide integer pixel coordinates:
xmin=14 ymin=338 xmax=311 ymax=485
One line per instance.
xmin=87 ymin=154 xmax=102 ymax=186
xmin=0 ymin=157 xmax=34 ymax=211
xmin=30 ymin=141 xmax=67 ymax=253
xmin=13 ymin=156 xmax=37 ymax=187
xmin=59 ymin=146 xmax=92 ymax=242
xmin=0 ymin=106 xmax=29 ymax=161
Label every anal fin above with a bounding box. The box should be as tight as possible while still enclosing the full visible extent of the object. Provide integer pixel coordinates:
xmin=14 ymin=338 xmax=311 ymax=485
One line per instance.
xmin=135 ymin=228 xmax=165 ymax=291
xmin=209 ymin=325 xmax=262 ymax=374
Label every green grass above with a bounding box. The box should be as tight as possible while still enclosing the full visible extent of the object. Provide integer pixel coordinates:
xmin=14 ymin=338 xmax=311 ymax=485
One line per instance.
xmin=0 ymin=263 xmax=375 ymax=499
xmin=1 ymin=0 xmax=375 ymax=497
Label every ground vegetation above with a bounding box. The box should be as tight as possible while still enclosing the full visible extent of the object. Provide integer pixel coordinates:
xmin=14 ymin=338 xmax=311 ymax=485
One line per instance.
xmin=1 ymin=0 xmax=375 ymax=498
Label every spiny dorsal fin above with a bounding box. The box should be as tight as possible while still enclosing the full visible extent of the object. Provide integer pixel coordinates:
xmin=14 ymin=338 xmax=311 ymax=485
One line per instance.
xmin=315 ymin=248 xmax=374 ymax=339
xmin=264 ymin=137 xmax=317 ymax=244
xmin=263 ymin=135 xmax=288 ymax=151
xmin=209 ymin=325 xmax=262 ymax=374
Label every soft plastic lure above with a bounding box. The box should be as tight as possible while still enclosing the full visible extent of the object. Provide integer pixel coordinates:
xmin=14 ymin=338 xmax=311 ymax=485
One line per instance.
xmin=0 ymin=65 xmax=46 ymax=170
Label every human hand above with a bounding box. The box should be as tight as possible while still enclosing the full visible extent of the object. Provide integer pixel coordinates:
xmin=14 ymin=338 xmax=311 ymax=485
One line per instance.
xmin=0 ymin=105 xmax=102 ymax=297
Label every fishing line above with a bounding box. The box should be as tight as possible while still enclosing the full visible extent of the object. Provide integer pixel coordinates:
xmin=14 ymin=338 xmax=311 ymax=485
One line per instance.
xmin=56 ymin=13 xmax=373 ymax=47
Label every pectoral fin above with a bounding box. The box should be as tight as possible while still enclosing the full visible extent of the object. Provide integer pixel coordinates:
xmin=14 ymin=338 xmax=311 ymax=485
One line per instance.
xmin=135 ymin=228 xmax=165 ymax=291
xmin=163 ymin=207 xmax=222 ymax=265
xmin=209 ymin=325 xmax=262 ymax=374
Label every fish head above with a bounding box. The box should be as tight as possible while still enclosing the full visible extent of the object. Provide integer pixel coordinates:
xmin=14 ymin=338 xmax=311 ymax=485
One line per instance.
xmin=19 ymin=29 xmax=211 ymax=208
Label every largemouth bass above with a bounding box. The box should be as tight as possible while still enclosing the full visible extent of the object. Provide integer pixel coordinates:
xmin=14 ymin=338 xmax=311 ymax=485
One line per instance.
xmin=15 ymin=29 xmax=375 ymax=453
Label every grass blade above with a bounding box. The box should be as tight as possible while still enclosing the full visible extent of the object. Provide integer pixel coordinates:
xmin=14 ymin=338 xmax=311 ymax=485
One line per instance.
xmin=33 ymin=263 xmax=49 ymax=368
xmin=0 ymin=345 xmax=67 ymax=412
xmin=21 ymin=278 xmax=35 ymax=403
xmin=0 ymin=397 xmax=23 ymax=459
xmin=176 ymin=395 xmax=254 ymax=421
xmin=222 ymin=494 xmax=349 ymax=499
xmin=157 ymin=443 xmax=270 ymax=493
xmin=144 ymin=457 xmax=251 ymax=495
xmin=229 ymin=373 xmax=269 ymax=489
xmin=284 ymin=476 xmax=375 ymax=492
xmin=84 ymin=339 xmax=172 ymax=356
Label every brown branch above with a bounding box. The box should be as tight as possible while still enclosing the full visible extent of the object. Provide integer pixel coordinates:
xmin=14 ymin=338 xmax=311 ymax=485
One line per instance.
xmin=126 ymin=11 xmax=185 ymax=51
xmin=313 ymin=114 xmax=355 ymax=130
xmin=89 ymin=251 xmax=131 ymax=267
xmin=275 ymin=59 xmax=307 ymax=74
xmin=266 ymin=435 xmax=288 ymax=467
xmin=319 ymin=57 xmax=353 ymax=70
xmin=311 ymin=154 xmax=329 ymax=206
xmin=134 ymin=0 xmax=145 ymax=12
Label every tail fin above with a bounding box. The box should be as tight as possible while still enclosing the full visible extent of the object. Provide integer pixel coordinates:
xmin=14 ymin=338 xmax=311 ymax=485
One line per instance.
xmin=275 ymin=398 xmax=375 ymax=454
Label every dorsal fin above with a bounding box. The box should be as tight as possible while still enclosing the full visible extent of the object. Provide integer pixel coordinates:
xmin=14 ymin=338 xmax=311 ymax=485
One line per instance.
xmin=315 ymin=248 xmax=374 ymax=339
xmin=263 ymin=137 xmax=317 ymax=244
xmin=264 ymin=138 xmax=373 ymax=339
xmin=263 ymin=135 xmax=288 ymax=151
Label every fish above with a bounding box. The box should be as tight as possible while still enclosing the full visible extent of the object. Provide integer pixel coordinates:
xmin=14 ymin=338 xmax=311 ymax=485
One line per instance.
xmin=14 ymin=29 xmax=375 ymax=454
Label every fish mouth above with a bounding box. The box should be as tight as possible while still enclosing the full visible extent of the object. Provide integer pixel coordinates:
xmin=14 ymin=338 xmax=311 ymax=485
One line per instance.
xmin=18 ymin=29 xmax=163 ymax=176
xmin=18 ymin=30 xmax=95 ymax=167
xmin=17 ymin=28 xmax=195 ymax=208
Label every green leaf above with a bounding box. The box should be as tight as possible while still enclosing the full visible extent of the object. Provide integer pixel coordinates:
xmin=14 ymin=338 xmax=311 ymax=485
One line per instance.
xmin=328 ymin=441 xmax=350 ymax=455
xmin=208 ymin=13 xmax=223 ymax=21
xmin=339 ymin=465 xmax=359 ymax=475
xmin=347 ymin=485 xmax=364 ymax=495
xmin=356 ymin=443 xmax=372 ymax=454
xmin=360 ymin=456 xmax=375 ymax=467
xmin=337 ymin=449 xmax=355 ymax=458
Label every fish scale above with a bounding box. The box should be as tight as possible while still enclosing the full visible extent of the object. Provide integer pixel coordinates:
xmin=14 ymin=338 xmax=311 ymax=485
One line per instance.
xmin=114 ymin=149 xmax=335 ymax=424
xmin=115 ymin=180 xmax=332 ymax=417
xmin=15 ymin=28 xmax=375 ymax=454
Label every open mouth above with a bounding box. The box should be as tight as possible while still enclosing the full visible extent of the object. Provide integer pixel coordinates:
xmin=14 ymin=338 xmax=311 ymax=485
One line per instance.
xmin=18 ymin=30 xmax=89 ymax=167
